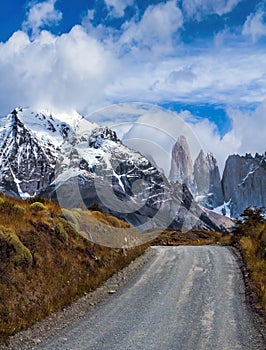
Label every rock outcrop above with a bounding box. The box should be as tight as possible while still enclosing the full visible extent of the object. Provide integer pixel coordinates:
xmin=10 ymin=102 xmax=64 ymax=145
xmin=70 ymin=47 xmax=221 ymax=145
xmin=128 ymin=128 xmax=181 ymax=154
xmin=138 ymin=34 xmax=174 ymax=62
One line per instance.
xmin=193 ymin=150 xmax=224 ymax=209
xmin=169 ymin=135 xmax=193 ymax=188
xmin=222 ymin=153 xmax=266 ymax=217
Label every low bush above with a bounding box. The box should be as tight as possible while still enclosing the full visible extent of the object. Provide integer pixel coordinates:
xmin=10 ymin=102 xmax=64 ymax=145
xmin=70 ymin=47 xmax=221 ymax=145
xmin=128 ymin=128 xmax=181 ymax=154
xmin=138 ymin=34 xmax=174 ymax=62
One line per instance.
xmin=0 ymin=228 xmax=33 ymax=267
xmin=30 ymin=202 xmax=46 ymax=212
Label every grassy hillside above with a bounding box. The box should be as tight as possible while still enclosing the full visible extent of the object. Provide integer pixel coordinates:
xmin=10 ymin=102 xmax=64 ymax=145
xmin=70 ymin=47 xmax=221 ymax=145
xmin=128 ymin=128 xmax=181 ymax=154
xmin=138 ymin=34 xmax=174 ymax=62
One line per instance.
xmin=0 ymin=194 xmax=147 ymax=341
xmin=232 ymin=207 xmax=266 ymax=315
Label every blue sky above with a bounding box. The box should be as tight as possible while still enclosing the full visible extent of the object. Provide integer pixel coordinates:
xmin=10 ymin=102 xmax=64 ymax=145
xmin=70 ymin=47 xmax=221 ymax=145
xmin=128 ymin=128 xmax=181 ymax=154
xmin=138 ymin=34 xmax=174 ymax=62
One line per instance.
xmin=0 ymin=0 xmax=265 ymax=168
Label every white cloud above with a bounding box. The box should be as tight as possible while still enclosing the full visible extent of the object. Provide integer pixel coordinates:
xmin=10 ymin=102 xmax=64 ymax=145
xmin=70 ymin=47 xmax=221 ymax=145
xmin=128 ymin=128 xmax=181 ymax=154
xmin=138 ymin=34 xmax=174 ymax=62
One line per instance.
xmin=105 ymin=0 xmax=134 ymax=18
xmin=1 ymin=19 xmax=266 ymax=122
xmin=226 ymin=103 xmax=266 ymax=156
xmin=80 ymin=2 xmax=265 ymax=108
xmin=82 ymin=1 xmax=183 ymax=59
xmin=107 ymin=47 xmax=266 ymax=107
xmin=242 ymin=7 xmax=266 ymax=42
xmin=182 ymin=102 xmax=266 ymax=171
xmin=167 ymin=67 xmax=196 ymax=83
xmin=0 ymin=26 xmax=118 ymax=115
xmin=118 ymin=0 xmax=183 ymax=57
xmin=182 ymin=0 xmax=241 ymax=20
xmin=23 ymin=0 xmax=62 ymax=38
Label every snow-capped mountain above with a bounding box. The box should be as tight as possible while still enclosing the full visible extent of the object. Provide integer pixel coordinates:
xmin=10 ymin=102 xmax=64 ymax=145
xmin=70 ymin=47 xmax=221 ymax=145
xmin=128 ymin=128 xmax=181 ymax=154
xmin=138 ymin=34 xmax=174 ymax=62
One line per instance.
xmin=0 ymin=107 xmax=98 ymax=198
xmin=0 ymin=107 xmax=227 ymax=231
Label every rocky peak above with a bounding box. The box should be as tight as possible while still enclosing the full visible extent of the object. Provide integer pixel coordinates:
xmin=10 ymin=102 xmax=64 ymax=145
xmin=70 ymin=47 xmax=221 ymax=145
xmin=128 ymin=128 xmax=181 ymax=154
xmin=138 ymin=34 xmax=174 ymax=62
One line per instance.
xmin=193 ymin=150 xmax=224 ymax=209
xmin=89 ymin=127 xmax=121 ymax=149
xmin=169 ymin=135 xmax=193 ymax=187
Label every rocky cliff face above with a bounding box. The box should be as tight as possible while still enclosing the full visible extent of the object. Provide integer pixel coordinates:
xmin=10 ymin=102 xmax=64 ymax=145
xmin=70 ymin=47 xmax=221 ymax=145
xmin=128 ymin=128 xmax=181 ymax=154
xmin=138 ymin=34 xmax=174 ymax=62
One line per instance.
xmin=222 ymin=153 xmax=266 ymax=217
xmin=194 ymin=150 xmax=224 ymax=209
xmin=169 ymin=135 xmax=193 ymax=188
xmin=0 ymin=107 xmax=225 ymax=232
xmin=0 ymin=108 xmax=65 ymax=198
xmin=169 ymin=137 xmax=224 ymax=210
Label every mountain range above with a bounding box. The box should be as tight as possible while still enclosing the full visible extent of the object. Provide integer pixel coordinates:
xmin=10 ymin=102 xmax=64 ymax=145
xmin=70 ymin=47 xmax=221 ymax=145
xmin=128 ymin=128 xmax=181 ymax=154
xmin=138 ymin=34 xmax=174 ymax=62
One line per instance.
xmin=0 ymin=107 xmax=233 ymax=233
xmin=0 ymin=106 xmax=263 ymax=234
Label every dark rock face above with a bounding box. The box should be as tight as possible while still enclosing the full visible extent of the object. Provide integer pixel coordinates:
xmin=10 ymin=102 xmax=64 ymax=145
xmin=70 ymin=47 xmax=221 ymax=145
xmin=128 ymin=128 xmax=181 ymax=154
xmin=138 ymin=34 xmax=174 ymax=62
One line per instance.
xmin=169 ymin=135 xmax=193 ymax=188
xmin=0 ymin=109 xmax=57 ymax=197
xmin=193 ymin=150 xmax=224 ymax=209
xmin=222 ymin=153 xmax=266 ymax=217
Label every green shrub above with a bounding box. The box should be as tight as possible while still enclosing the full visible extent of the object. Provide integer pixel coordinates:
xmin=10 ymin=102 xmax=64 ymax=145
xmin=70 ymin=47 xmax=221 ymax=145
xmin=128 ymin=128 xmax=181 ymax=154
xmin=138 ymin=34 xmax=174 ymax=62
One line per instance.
xmin=4 ymin=231 xmax=33 ymax=267
xmin=30 ymin=202 xmax=46 ymax=212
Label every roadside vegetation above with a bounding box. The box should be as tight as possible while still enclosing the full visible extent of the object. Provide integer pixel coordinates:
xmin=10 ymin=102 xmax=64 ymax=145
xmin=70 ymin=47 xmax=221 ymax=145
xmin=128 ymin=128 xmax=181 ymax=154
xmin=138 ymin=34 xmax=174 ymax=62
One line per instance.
xmin=0 ymin=194 xmax=147 ymax=342
xmin=152 ymin=228 xmax=231 ymax=246
xmin=232 ymin=207 xmax=266 ymax=315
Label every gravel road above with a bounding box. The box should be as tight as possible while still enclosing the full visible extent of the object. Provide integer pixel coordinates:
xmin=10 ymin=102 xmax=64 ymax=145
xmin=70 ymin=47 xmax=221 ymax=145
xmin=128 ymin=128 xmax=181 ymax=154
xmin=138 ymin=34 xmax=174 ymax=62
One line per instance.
xmin=35 ymin=246 xmax=265 ymax=350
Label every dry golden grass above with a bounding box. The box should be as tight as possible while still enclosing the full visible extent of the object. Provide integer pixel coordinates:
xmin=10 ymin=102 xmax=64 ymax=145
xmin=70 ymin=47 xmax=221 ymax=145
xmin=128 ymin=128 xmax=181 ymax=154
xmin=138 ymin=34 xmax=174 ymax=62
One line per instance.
xmin=232 ymin=208 xmax=266 ymax=315
xmin=240 ymin=234 xmax=266 ymax=313
xmin=90 ymin=210 xmax=131 ymax=228
xmin=0 ymin=194 xmax=148 ymax=342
